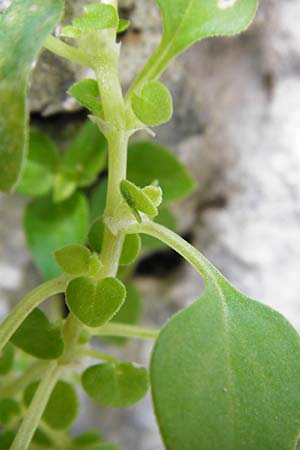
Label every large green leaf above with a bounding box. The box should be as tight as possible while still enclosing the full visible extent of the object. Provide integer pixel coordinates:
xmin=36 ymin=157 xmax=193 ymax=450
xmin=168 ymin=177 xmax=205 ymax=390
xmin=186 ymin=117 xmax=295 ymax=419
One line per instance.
xmin=151 ymin=278 xmax=300 ymax=450
xmin=0 ymin=0 xmax=64 ymax=192
xmin=154 ymin=0 xmax=258 ymax=74
xmin=24 ymin=192 xmax=89 ymax=279
xmin=127 ymin=142 xmax=196 ymax=203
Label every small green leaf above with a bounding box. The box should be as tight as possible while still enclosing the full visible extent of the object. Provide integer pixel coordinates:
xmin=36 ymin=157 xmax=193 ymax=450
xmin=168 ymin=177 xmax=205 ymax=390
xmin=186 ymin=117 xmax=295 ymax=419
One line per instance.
xmin=151 ymin=278 xmax=300 ymax=450
xmin=11 ymin=308 xmax=64 ymax=360
xmin=60 ymin=121 xmax=107 ymax=192
xmin=0 ymin=0 xmax=64 ymax=192
xmin=117 ymin=19 xmax=130 ymax=33
xmin=82 ymin=362 xmax=149 ymax=407
xmin=132 ymin=81 xmax=173 ymax=126
xmin=32 ymin=428 xmax=52 ymax=448
xmin=141 ymin=207 xmax=176 ymax=252
xmin=153 ymin=0 xmax=258 ymax=75
xmin=68 ymin=79 xmax=103 ymax=116
xmin=24 ymin=380 xmax=78 ymax=430
xmin=66 ymin=277 xmax=126 ymax=328
xmin=0 ymin=399 xmax=20 ymax=425
xmin=73 ymin=4 xmax=118 ymax=31
xmin=0 ymin=430 xmax=15 ymax=450
xmin=106 ymin=283 xmax=142 ymax=346
xmin=53 ymin=172 xmax=77 ymax=203
xmin=17 ymin=130 xmax=59 ymax=197
xmin=60 ymin=25 xmax=83 ymax=38
xmin=72 ymin=431 xmax=104 ymax=448
xmin=127 ymin=142 xmax=196 ymax=203
xmin=142 ymin=184 xmax=163 ymax=207
xmin=120 ymin=179 xmax=158 ymax=220
xmin=119 ymin=234 xmax=141 ymax=266
xmin=54 ymin=244 xmax=91 ymax=275
xmin=0 ymin=343 xmax=14 ymax=376
xmin=88 ymin=217 xmax=105 ymax=253
xmin=90 ymin=178 xmax=108 ymax=223
xmin=24 ymin=192 xmax=89 ymax=279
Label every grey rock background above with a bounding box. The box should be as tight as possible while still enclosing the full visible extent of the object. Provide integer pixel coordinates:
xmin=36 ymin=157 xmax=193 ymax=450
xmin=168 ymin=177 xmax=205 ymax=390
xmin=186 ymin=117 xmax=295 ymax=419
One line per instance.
xmin=1 ymin=0 xmax=300 ymax=449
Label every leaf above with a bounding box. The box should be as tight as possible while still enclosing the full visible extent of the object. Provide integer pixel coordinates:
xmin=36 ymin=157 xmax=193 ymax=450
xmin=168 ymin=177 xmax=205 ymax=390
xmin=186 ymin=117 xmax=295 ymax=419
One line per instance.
xmin=58 ymin=121 xmax=107 ymax=193
xmin=24 ymin=192 xmax=89 ymax=279
xmin=120 ymin=179 xmax=158 ymax=221
xmin=151 ymin=278 xmax=300 ymax=450
xmin=11 ymin=308 xmax=64 ymax=360
xmin=32 ymin=428 xmax=52 ymax=448
xmin=0 ymin=399 xmax=20 ymax=425
xmin=73 ymin=4 xmax=118 ymax=31
xmin=142 ymin=185 xmax=163 ymax=207
xmin=72 ymin=431 xmax=104 ymax=448
xmin=0 ymin=343 xmax=14 ymax=376
xmin=106 ymin=283 xmax=142 ymax=346
xmin=0 ymin=430 xmax=15 ymax=450
xmin=0 ymin=0 xmax=64 ymax=192
xmin=127 ymin=142 xmax=196 ymax=203
xmin=131 ymin=81 xmax=173 ymax=126
xmin=66 ymin=277 xmax=126 ymax=328
xmin=17 ymin=130 xmax=60 ymax=197
xmin=82 ymin=362 xmax=149 ymax=407
xmin=88 ymin=217 xmax=105 ymax=253
xmin=141 ymin=207 xmax=176 ymax=253
xmin=117 ymin=19 xmax=130 ymax=33
xmin=154 ymin=0 xmax=258 ymax=72
xmin=54 ymin=244 xmax=91 ymax=275
xmin=24 ymin=380 xmax=78 ymax=430
xmin=90 ymin=178 xmax=108 ymax=223
xmin=68 ymin=79 xmax=103 ymax=116
xmin=53 ymin=173 xmax=77 ymax=203
xmin=119 ymin=234 xmax=141 ymax=266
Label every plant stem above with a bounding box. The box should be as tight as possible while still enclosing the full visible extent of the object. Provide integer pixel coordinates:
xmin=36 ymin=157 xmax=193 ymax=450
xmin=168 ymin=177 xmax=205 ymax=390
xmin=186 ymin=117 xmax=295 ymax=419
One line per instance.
xmin=80 ymin=348 xmax=120 ymax=364
xmin=44 ymin=35 xmax=90 ymax=67
xmin=89 ymin=323 xmax=159 ymax=340
xmin=0 ymin=275 xmax=70 ymax=353
xmin=0 ymin=361 xmax=47 ymax=399
xmin=10 ymin=362 xmax=60 ymax=450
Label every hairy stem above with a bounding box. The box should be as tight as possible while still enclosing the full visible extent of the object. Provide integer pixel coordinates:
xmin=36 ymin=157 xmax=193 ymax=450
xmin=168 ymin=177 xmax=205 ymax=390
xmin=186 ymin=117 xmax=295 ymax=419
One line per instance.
xmin=0 ymin=275 xmax=70 ymax=353
xmin=10 ymin=362 xmax=60 ymax=450
xmin=89 ymin=323 xmax=159 ymax=340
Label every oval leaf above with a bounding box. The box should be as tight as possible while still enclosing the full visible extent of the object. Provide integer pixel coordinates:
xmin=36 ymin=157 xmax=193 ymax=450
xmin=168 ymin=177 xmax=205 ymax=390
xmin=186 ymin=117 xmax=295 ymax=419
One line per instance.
xmin=24 ymin=380 xmax=78 ymax=430
xmin=119 ymin=234 xmax=141 ymax=266
xmin=24 ymin=192 xmax=89 ymax=279
xmin=0 ymin=0 xmax=64 ymax=192
xmin=127 ymin=142 xmax=196 ymax=203
xmin=132 ymin=81 xmax=173 ymax=126
xmin=66 ymin=277 xmax=126 ymax=328
xmin=11 ymin=308 xmax=64 ymax=360
xmin=82 ymin=362 xmax=149 ymax=408
xmin=54 ymin=244 xmax=91 ymax=275
xmin=151 ymin=280 xmax=300 ymax=450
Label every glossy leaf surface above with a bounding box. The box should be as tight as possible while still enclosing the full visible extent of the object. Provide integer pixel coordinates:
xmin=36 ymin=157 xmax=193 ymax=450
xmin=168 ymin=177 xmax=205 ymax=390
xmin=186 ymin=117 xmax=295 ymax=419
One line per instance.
xmin=24 ymin=192 xmax=89 ymax=279
xmin=151 ymin=278 xmax=300 ymax=450
xmin=127 ymin=142 xmax=196 ymax=203
xmin=54 ymin=244 xmax=91 ymax=275
xmin=154 ymin=0 xmax=258 ymax=73
xmin=82 ymin=362 xmax=149 ymax=408
xmin=66 ymin=277 xmax=126 ymax=328
xmin=132 ymin=81 xmax=173 ymax=126
xmin=24 ymin=380 xmax=78 ymax=430
xmin=11 ymin=308 xmax=64 ymax=359
xmin=17 ymin=130 xmax=59 ymax=197
xmin=0 ymin=0 xmax=63 ymax=192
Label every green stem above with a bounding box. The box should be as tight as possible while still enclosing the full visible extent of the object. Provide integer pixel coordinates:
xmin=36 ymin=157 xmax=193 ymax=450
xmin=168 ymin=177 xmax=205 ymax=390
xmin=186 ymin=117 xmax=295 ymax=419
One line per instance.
xmin=80 ymin=348 xmax=119 ymax=364
xmin=44 ymin=35 xmax=90 ymax=67
xmin=89 ymin=323 xmax=159 ymax=340
xmin=0 ymin=361 xmax=47 ymax=399
xmin=10 ymin=362 xmax=60 ymax=450
xmin=60 ymin=313 xmax=83 ymax=364
xmin=0 ymin=275 xmax=70 ymax=353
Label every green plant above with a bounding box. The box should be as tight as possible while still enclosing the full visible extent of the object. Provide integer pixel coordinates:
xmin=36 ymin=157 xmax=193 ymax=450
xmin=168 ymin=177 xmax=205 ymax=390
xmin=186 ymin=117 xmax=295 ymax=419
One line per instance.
xmin=1 ymin=1 xmax=300 ymax=449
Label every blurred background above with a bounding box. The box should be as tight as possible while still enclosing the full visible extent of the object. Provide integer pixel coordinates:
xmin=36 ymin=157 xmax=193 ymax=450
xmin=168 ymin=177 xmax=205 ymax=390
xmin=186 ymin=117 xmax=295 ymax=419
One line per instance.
xmin=1 ymin=0 xmax=300 ymax=449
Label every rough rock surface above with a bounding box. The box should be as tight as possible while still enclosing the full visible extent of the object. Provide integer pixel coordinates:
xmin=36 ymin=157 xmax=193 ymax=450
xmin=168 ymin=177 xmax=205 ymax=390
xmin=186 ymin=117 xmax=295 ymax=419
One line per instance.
xmin=1 ymin=1 xmax=300 ymax=449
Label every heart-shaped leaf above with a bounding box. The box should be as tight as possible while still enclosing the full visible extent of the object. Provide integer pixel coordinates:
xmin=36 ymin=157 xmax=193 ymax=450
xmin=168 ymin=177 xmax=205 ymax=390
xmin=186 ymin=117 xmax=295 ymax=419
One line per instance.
xmin=119 ymin=234 xmax=141 ymax=266
xmin=68 ymin=79 xmax=103 ymax=116
xmin=0 ymin=343 xmax=14 ymax=376
xmin=120 ymin=179 xmax=158 ymax=221
xmin=82 ymin=362 xmax=149 ymax=407
xmin=66 ymin=277 xmax=126 ymax=328
xmin=24 ymin=380 xmax=78 ymax=430
xmin=11 ymin=308 xmax=64 ymax=360
xmin=54 ymin=244 xmax=91 ymax=275
xmin=0 ymin=399 xmax=20 ymax=425
xmin=24 ymin=192 xmax=89 ymax=279
xmin=0 ymin=0 xmax=64 ymax=192
xmin=127 ymin=142 xmax=196 ymax=203
xmin=132 ymin=81 xmax=173 ymax=126
xmin=151 ymin=278 xmax=300 ymax=450
xmin=17 ymin=129 xmax=60 ymax=197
